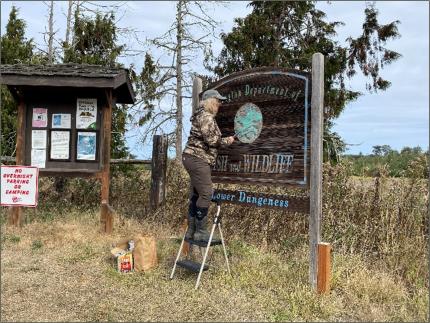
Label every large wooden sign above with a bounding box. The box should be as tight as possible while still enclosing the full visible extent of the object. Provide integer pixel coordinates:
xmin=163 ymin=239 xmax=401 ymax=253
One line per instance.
xmin=207 ymin=67 xmax=311 ymax=187
xmin=198 ymin=54 xmax=326 ymax=292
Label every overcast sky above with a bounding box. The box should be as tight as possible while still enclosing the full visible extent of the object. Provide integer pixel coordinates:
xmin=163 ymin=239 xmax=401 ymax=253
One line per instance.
xmin=1 ymin=1 xmax=429 ymax=158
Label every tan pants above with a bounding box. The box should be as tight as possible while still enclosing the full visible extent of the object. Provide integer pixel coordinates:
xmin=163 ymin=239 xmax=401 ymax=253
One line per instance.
xmin=182 ymin=153 xmax=213 ymax=208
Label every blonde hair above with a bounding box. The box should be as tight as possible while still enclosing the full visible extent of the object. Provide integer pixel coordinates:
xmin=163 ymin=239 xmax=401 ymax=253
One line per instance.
xmin=200 ymin=97 xmax=219 ymax=115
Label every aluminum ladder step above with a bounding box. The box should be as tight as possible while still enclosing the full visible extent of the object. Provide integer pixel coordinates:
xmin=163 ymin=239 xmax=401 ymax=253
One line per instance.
xmin=184 ymin=237 xmax=222 ymax=247
xmin=176 ymin=259 xmax=208 ymax=273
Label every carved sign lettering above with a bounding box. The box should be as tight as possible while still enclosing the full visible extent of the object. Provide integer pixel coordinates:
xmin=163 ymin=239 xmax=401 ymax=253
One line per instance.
xmin=212 ymin=189 xmax=310 ymax=213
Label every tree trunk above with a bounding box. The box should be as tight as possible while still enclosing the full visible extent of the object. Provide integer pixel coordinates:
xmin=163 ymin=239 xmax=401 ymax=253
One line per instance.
xmin=175 ymin=0 xmax=183 ymax=163
xmin=273 ymin=10 xmax=286 ymax=67
xmin=64 ymin=0 xmax=73 ymax=52
xmin=72 ymin=1 xmax=81 ymax=48
xmin=48 ymin=0 xmax=54 ymax=64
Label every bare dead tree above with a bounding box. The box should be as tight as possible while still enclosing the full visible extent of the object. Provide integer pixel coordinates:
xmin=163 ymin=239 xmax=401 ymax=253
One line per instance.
xmin=47 ymin=0 xmax=55 ymax=63
xmin=175 ymin=0 xmax=184 ymax=162
xmin=133 ymin=1 xmax=221 ymax=161
xmin=64 ymin=0 xmax=73 ymax=52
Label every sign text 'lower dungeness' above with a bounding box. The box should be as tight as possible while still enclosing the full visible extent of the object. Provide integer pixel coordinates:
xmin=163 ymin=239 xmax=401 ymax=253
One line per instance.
xmin=212 ymin=189 xmax=309 ymax=213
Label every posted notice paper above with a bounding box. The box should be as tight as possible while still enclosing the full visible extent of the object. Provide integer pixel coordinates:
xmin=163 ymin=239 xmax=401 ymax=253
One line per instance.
xmin=31 ymin=130 xmax=47 ymax=149
xmin=50 ymin=131 xmax=70 ymax=159
xmin=52 ymin=113 xmax=71 ymax=128
xmin=76 ymin=98 xmax=97 ymax=129
xmin=31 ymin=149 xmax=46 ymax=168
xmin=32 ymin=108 xmax=48 ymax=127
xmin=77 ymin=132 xmax=96 ymax=160
xmin=0 ymin=166 xmax=39 ymax=207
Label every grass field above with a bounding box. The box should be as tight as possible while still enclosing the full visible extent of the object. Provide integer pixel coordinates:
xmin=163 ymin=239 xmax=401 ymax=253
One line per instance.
xmin=1 ymin=210 xmax=428 ymax=322
xmin=1 ymin=161 xmax=428 ymax=321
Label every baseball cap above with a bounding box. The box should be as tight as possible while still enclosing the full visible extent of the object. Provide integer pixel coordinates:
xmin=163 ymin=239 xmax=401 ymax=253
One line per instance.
xmin=202 ymin=89 xmax=227 ymax=101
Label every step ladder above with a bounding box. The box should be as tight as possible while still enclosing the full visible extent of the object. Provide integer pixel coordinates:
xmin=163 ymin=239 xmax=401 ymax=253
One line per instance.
xmin=170 ymin=200 xmax=231 ymax=289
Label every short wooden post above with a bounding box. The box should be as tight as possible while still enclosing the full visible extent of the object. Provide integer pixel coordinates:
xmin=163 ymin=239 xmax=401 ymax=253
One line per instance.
xmin=310 ymin=53 xmax=324 ymax=290
xmin=100 ymin=90 xmax=113 ymax=233
xmin=8 ymin=95 xmax=25 ymax=227
xmin=317 ymin=242 xmax=331 ymax=294
xmin=150 ymin=134 xmax=168 ymax=210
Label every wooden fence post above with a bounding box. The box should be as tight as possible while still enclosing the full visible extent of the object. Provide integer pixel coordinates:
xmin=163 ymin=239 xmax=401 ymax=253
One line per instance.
xmin=150 ymin=134 xmax=168 ymax=210
xmin=8 ymin=95 xmax=25 ymax=227
xmin=310 ymin=52 xmax=324 ymax=290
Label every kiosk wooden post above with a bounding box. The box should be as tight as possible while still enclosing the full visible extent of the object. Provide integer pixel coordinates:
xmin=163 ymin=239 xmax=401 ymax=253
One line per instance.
xmin=100 ymin=89 xmax=113 ymax=233
xmin=8 ymin=94 xmax=25 ymax=226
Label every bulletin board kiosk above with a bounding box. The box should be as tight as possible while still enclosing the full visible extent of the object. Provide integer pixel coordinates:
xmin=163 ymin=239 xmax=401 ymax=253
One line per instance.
xmin=0 ymin=64 xmax=135 ymax=232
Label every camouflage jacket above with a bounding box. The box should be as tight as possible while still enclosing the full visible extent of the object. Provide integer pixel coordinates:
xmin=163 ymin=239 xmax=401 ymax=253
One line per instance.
xmin=183 ymin=107 xmax=229 ymax=166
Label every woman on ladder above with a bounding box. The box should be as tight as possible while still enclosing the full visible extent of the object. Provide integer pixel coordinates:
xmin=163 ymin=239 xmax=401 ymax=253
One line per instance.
xmin=182 ymin=89 xmax=235 ymax=243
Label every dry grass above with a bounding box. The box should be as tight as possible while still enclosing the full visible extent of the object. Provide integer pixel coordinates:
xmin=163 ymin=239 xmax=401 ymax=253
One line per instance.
xmin=1 ymin=211 xmax=428 ymax=322
xmin=1 ymin=161 xmax=428 ymax=321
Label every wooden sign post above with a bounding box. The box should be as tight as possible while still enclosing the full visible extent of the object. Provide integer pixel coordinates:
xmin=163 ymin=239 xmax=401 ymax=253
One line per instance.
xmin=310 ymin=52 xmax=324 ymax=290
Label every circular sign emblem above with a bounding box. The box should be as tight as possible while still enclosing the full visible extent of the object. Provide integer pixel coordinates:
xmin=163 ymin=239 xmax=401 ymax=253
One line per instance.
xmin=234 ymin=103 xmax=263 ymax=143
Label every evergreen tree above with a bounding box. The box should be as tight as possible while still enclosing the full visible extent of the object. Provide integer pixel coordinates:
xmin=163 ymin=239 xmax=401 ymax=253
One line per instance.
xmin=207 ymin=1 xmax=401 ymax=162
xmin=64 ymin=11 xmax=129 ymax=159
xmin=1 ymin=6 xmax=34 ymax=157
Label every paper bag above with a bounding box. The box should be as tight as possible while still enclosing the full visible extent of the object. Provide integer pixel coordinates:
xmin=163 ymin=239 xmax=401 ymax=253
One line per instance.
xmin=133 ymin=235 xmax=158 ymax=272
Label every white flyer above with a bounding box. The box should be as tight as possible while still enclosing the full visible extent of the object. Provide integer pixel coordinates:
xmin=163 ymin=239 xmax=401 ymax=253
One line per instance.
xmin=31 ymin=149 xmax=46 ymax=168
xmin=52 ymin=113 xmax=71 ymax=128
xmin=0 ymin=166 xmax=39 ymax=207
xmin=76 ymin=98 xmax=97 ymax=129
xmin=50 ymin=131 xmax=70 ymax=159
xmin=31 ymin=130 xmax=47 ymax=149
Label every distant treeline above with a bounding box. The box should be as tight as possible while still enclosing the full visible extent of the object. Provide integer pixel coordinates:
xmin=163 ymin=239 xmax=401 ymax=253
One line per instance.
xmin=342 ymin=145 xmax=429 ymax=178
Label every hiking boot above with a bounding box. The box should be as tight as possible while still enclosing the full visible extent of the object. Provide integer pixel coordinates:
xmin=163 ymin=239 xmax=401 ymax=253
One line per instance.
xmin=194 ymin=207 xmax=221 ymax=244
xmin=185 ymin=195 xmax=198 ymax=239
